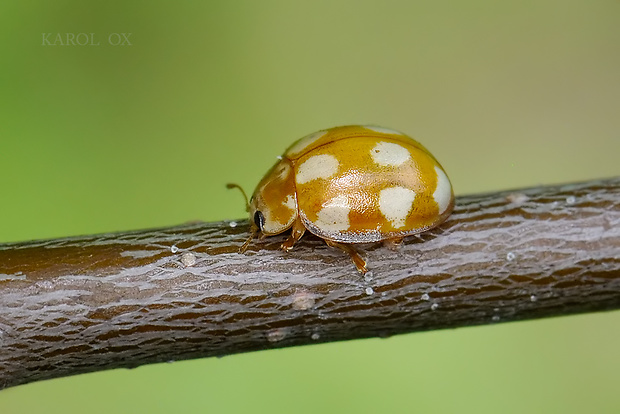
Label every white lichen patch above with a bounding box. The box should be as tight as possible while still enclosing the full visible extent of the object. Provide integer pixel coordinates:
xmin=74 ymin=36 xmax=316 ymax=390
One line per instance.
xmin=266 ymin=328 xmax=288 ymax=343
xmin=505 ymin=192 xmax=529 ymax=204
xmin=0 ymin=273 xmax=26 ymax=281
xmin=180 ymin=252 xmax=197 ymax=267
xmin=292 ymin=290 xmax=316 ymax=310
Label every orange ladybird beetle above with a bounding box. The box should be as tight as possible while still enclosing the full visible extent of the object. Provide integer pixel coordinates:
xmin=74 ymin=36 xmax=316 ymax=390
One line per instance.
xmin=230 ymin=125 xmax=454 ymax=274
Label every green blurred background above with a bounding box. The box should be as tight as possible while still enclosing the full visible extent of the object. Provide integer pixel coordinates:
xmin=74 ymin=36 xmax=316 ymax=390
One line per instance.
xmin=1 ymin=1 xmax=619 ymax=413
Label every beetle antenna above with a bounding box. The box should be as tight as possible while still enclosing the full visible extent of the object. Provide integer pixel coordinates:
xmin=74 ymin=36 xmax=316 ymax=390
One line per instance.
xmin=226 ymin=183 xmax=250 ymax=212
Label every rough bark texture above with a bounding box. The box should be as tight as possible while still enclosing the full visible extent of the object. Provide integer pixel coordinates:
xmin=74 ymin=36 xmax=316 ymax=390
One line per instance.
xmin=1 ymin=177 xmax=619 ymax=389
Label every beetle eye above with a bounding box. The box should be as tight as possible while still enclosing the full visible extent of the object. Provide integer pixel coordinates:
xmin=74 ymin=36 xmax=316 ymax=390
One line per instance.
xmin=253 ymin=211 xmax=265 ymax=231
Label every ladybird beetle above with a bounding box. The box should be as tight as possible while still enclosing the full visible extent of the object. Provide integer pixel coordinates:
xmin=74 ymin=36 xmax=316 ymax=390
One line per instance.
xmin=231 ymin=125 xmax=454 ymax=274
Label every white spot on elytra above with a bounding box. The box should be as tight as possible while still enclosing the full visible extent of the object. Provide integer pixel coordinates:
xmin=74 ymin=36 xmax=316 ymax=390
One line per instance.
xmin=315 ymin=194 xmax=350 ymax=232
xmin=506 ymin=252 xmax=516 ymax=261
xmin=379 ymin=186 xmax=416 ymax=228
xmin=170 ymin=245 xmax=179 ymax=253
xmin=364 ymin=125 xmax=403 ymax=135
xmin=421 ymin=293 xmax=430 ymax=301
xmin=295 ymin=154 xmax=339 ymax=184
xmin=371 ymin=141 xmax=410 ymax=167
xmin=566 ymin=196 xmax=576 ymax=205
xmin=286 ymin=130 xmax=328 ymax=157
xmin=431 ymin=303 xmax=439 ymax=311
xmin=433 ymin=166 xmax=452 ymax=214
xmin=365 ymin=287 xmax=374 ymax=295
xmin=530 ymin=295 xmax=538 ymax=302
xmin=311 ymin=332 xmax=321 ymax=340
xmin=229 ymin=221 xmax=238 ymax=228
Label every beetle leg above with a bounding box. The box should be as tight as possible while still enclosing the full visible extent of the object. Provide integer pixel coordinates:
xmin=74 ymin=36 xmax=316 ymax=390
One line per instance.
xmin=281 ymin=218 xmax=306 ymax=252
xmin=324 ymin=240 xmax=368 ymax=274
xmin=239 ymin=226 xmax=258 ymax=253
xmin=383 ymin=237 xmax=404 ymax=251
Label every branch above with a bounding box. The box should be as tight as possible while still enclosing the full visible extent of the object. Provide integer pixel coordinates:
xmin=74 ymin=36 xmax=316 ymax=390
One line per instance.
xmin=1 ymin=177 xmax=619 ymax=389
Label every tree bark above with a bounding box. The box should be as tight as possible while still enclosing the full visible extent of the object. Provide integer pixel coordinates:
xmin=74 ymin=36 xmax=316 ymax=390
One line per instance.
xmin=1 ymin=177 xmax=619 ymax=389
